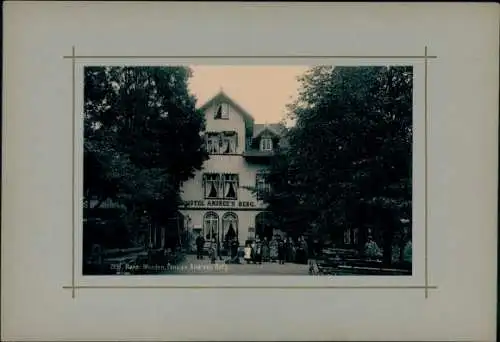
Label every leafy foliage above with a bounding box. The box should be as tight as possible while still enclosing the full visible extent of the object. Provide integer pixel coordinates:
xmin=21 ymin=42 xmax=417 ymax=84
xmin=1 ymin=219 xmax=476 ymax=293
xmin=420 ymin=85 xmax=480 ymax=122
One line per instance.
xmin=261 ymin=66 xmax=413 ymax=266
xmin=84 ymin=66 xmax=208 ymax=249
xmin=365 ymin=240 xmax=383 ymax=259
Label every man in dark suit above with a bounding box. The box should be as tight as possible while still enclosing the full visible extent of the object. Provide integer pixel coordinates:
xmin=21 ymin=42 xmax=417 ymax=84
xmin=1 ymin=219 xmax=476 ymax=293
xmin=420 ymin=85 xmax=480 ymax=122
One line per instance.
xmin=230 ymin=237 xmax=240 ymax=263
xmin=195 ymin=233 xmax=205 ymax=260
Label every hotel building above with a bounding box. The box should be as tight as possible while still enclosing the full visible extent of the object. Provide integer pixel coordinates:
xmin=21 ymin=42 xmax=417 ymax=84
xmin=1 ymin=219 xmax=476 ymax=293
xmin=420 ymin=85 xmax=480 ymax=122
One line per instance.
xmin=179 ymin=91 xmax=286 ymax=246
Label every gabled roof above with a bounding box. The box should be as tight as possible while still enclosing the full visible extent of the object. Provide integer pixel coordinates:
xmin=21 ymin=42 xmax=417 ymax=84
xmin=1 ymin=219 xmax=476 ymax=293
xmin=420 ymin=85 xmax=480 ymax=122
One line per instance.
xmin=198 ymin=90 xmax=254 ymax=137
xmin=197 ymin=90 xmax=289 ymax=144
xmin=253 ymin=123 xmax=287 ymax=138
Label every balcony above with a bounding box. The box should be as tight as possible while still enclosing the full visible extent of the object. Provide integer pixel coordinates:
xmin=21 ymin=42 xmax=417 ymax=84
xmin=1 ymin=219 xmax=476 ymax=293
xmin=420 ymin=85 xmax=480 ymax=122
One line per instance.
xmin=242 ymin=149 xmax=275 ymax=164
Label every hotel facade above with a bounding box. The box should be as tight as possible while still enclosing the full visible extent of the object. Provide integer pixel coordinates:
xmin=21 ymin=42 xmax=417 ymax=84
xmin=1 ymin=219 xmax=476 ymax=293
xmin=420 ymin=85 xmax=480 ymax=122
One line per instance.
xmin=179 ymin=91 xmax=286 ymax=246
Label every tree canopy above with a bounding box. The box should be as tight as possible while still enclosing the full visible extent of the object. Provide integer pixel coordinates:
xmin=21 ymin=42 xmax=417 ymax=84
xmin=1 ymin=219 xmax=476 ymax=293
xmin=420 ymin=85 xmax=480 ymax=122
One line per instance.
xmin=261 ymin=66 xmax=413 ymax=266
xmin=84 ymin=66 xmax=208 ymax=248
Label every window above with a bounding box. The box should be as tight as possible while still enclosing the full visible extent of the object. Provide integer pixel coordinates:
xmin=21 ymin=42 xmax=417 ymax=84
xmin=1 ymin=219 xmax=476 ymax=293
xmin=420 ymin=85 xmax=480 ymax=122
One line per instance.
xmin=353 ymin=228 xmax=359 ymax=245
xmin=205 ymin=131 xmax=237 ymax=154
xmin=222 ymin=212 xmax=238 ymax=241
xmin=206 ymin=133 xmax=220 ymax=154
xmin=256 ymin=173 xmax=271 ymax=200
xmin=214 ymin=103 xmax=229 ymax=119
xmin=204 ymin=174 xmax=221 ymax=199
xmin=220 ymin=131 xmax=237 ymax=154
xmin=344 ymin=229 xmax=351 ymax=245
xmin=343 ymin=228 xmax=358 ymax=245
xmin=222 ymin=174 xmax=238 ymax=199
xmin=203 ymin=212 xmax=219 ymax=241
xmin=203 ymin=173 xmax=239 ymax=199
xmin=260 ymin=137 xmax=273 ymax=151
xmin=248 ymin=227 xmax=255 ymax=238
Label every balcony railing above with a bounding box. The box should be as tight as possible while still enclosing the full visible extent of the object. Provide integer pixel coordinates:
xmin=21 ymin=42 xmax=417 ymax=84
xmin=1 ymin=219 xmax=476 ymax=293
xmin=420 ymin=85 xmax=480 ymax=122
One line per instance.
xmin=242 ymin=149 xmax=275 ymax=158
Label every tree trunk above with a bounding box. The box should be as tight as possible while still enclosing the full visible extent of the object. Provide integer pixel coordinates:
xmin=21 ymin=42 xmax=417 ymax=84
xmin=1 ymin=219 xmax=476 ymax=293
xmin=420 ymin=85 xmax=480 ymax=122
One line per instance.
xmin=398 ymin=239 xmax=405 ymax=263
xmin=353 ymin=202 xmax=368 ymax=257
xmin=358 ymin=226 xmax=368 ymax=257
xmin=382 ymin=225 xmax=394 ymax=267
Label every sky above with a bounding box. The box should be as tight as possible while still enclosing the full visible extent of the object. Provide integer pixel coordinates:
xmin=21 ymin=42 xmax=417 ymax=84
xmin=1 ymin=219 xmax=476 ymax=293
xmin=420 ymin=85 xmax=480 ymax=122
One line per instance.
xmin=188 ymin=65 xmax=310 ymax=124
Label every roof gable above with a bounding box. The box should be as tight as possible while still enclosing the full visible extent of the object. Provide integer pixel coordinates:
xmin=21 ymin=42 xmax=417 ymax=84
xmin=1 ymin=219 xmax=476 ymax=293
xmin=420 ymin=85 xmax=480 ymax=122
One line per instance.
xmin=198 ymin=91 xmax=255 ymax=136
xmin=253 ymin=123 xmax=287 ymax=138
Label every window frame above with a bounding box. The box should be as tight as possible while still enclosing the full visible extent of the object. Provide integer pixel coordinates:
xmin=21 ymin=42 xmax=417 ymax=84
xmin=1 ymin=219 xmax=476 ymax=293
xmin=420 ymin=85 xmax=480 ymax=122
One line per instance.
xmin=203 ymin=173 xmax=239 ymax=200
xmin=203 ymin=173 xmax=222 ymax=199
xmin=222 ymin=212 xmax=239 ymax=241
xmin=205 ymin=131 xmax=238 ymax=155
xmin=260 ymin=137 xmax=273 ymax=152
xmin=205 ymin=133 xmax=221 ymax=154
xmin=203 ymin=212 xmax=219 ymax=241
xmin=255 ymin=173 xmax=271 ymax=200
xmin=344 ymin=228 xmax=352 ymax=245
xmin=222 ymin=173 xmax=239 ymax=200
xmin=214 ymin=103 xmax=229 ymax=120
xmin=220 ymin=131 xmax=238 ymax=154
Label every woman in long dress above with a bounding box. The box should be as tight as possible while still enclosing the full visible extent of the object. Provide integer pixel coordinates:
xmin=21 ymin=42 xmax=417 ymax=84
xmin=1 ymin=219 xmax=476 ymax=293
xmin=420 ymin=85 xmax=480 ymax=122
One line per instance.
xmin=269 ymin=236 xmax=279 ymax=262
xmin=244 ymin=241 xmax=253 ymax=264
xmin=254 ymin=236 xmax=263 ymax=264
xmin=209 ymin=239 xmax=217 ymax=264
xmin=250 ymin=240 xmax=257 ymax=263
xmin=295 ymin=236 xmax=308 ymax=264
xmin=277 ymin=237 xmax=286 ymax=264
xmin=286 ymin=237 xmax=295 ymax=263
xmin=261 ymin=236 xmax=270 ymax=262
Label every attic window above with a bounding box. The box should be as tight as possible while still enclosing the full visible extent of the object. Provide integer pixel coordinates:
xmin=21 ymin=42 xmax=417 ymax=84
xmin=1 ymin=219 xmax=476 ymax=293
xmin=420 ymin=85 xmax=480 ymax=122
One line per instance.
xmin=260 ymin=137 xmax=273 ymax=152
xmin=215 ymin=103 xmax=229 ymax=119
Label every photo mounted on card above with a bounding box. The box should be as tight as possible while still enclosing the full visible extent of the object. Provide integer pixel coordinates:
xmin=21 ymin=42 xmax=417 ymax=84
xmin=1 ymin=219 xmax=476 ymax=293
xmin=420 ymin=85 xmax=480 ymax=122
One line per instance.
xmin=82 ymin=65 xmax=414 ymax=278
xmin=73 ymin=58 xmax=428 ymax=291
xmin=3 ymin=2 xmax=497 ymax=342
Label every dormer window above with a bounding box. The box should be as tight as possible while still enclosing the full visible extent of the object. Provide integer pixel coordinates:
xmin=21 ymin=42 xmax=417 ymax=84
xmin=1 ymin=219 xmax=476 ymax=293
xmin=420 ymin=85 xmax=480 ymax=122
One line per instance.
xmin=214 ymin=103 xmax=229 ymax=119
xmin=260 ymin=137 xmax=273 ymax=152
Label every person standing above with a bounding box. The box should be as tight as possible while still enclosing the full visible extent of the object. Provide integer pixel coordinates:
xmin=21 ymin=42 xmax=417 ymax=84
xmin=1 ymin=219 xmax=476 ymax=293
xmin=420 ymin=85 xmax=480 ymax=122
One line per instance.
xmin=302 ymin=236 xmax=310 ymax=262
xmin=209 ymin=238 xmax=217 ymax=264
xmin=218 ymin=238 xmax=223 ymax=261
xmin=230 ymin=237 xmax=240 ymax=264
xmin=313 ymin=238 xmax=322 ymax=259
xmin=254 ymin=235 xmax=263 ymax=264
xmin=244 ymin=241 xmax=253 ymax=264
xmin=278 ymin=237 xmax=286 ymax=264
xmin=269 ymin=236 xmax=278 ymax=263
xmin=250 ymin=239 xmax=257 ymax=263
xmin=195 ymin=233 xmax=205 ymax=260
xmin=262 ymin=236 xmax=270 ymax=262
xmin=286 ymin=237 xmax=295 ymax=263
xmin=295 ymin=236 xmax=304 ymax=264
xmin=297 ymin=236 xmax=309 ymax=264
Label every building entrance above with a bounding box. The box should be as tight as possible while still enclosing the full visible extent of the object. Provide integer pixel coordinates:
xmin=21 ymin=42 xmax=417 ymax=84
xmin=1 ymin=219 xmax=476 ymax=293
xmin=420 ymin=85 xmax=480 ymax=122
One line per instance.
xmin=255 ymin=212 xmax=274 ymax=240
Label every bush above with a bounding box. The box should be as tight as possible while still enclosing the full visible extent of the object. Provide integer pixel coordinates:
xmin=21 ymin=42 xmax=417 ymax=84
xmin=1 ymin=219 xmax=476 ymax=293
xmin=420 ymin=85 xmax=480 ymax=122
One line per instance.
xmin=404 ymin=241 xmax=412 ymax=262
xmin=364 ymin=240 xmax=382 ymax=259
xmin=391 ymin=245 xmax=400 ymax=264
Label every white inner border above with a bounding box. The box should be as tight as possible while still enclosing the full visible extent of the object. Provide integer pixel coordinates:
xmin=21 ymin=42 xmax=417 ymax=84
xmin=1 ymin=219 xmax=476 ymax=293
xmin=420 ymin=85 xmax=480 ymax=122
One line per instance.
xmin=74 ymin=60 xmax=426 ymax=288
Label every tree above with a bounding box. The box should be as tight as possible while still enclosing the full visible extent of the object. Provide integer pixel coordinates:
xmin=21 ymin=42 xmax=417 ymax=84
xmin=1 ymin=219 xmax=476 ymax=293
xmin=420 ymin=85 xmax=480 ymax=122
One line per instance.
xmin=84 ymin=66 xmax=208 ymax=248
xmin=262 ymin=66 xmax=412 ymax=266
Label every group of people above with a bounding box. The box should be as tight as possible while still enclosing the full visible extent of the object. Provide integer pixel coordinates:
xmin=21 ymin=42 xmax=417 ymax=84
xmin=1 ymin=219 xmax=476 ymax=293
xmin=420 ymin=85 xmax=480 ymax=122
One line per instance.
xmin=195 ymin=234 xmax=240 ymax=264
xmin=244 ymin=235 xmax=310 ymax=265
xmin=195 ymin=232 xmax=314 ymax=265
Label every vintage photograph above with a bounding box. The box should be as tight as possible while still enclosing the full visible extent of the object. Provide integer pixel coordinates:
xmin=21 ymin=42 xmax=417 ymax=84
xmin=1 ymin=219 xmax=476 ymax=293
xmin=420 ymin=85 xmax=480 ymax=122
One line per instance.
xmin=83 ymin=65 xmax=413 ymax=276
